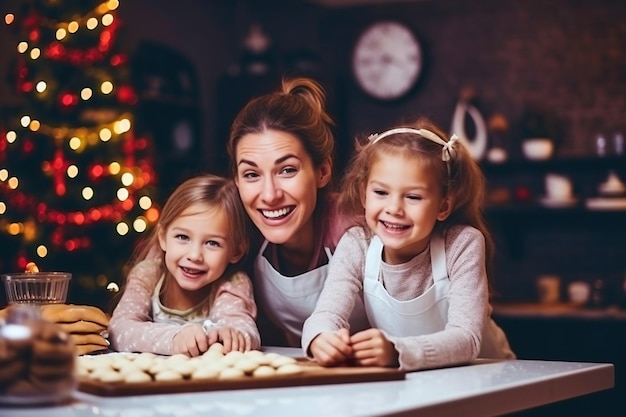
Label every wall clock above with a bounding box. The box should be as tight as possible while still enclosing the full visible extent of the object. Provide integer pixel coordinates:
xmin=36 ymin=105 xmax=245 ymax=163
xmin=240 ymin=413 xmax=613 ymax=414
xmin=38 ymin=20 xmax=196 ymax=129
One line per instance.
xmin=352 ymin=21 xmax=423 ymax=101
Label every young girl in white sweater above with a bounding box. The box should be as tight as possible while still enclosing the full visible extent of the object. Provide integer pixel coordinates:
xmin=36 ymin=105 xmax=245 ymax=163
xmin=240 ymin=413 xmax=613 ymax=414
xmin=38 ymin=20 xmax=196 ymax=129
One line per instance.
xmin=302 ymin=118 xmax=515 ymax=371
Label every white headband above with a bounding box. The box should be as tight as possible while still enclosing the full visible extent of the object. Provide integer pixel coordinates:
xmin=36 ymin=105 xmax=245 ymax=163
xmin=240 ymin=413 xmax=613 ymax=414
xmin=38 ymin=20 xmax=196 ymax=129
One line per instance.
xmin=368 ymin=128 xmax=460 ymax=162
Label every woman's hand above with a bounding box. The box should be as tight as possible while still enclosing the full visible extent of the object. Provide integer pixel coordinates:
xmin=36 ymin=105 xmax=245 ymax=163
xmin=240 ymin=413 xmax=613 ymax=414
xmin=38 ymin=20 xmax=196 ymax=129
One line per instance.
xmin=204 ymin=326 xmax=251 ymax=352
xmin=309 ymin=328 xmax=352 ymax=366
xmin=350 ymin=328 xmax=399 ymax=368
xmin=172 ymin=324 xmax=210 ymax=357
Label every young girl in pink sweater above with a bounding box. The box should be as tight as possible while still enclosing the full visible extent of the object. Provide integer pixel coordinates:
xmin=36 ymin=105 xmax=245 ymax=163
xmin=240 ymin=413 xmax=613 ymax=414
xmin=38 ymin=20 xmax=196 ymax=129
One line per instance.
xmin=302 ymin=118 xmax=515 ymax=371
xmin=109 ymin=175 xmax=260 ymax=356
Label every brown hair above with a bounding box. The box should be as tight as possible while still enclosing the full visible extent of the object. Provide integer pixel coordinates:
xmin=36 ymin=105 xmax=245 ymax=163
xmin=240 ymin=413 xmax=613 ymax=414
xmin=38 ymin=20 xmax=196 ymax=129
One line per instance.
xmin=338 ymin=117 xmax=495 ymax=281
xmin=228 ymin=77 xmax=334 ymax=171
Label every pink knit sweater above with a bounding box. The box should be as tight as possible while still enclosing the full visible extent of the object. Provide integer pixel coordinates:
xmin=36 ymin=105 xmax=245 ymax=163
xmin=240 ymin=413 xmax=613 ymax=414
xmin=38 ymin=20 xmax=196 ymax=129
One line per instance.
xmin=109 ymin=257 xmax=260 ymax=354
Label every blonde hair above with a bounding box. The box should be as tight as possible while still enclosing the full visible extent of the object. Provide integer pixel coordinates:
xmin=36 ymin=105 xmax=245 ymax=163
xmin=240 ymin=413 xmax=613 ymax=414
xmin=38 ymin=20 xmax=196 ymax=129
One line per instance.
xmin=339 ymin=117 xmax=495 ymax=279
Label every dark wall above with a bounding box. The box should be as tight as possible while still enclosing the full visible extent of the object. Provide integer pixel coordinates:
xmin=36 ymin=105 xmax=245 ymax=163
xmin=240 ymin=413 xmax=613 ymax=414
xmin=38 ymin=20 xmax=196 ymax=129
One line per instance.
xmin=320 ymin=0 xmax=626 ymax=158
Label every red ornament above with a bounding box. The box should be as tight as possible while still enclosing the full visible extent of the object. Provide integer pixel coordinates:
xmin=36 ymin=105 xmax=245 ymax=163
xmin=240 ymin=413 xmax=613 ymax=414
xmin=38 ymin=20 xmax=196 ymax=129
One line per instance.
xmin=22 ymin=139 xmax=34 ymax=153
xmin=59 ymin=92 xmax=78 ymax=108
xmin=121 ymin=199 xmax=133 ymax=211
xmin=46 ymin=43 xmax=64 ymax=59
xmin=55 ymin=183 xmax=66 ymax=196
xmin=20 ymin=81 xmax=34 ymax=93
xmin=51 ymin=229 xmax=63 ymax=246
xmin=100 ymin=30 xmax=112 ymax=48
xmin=101 ymin=206 xmax=113 ymax=219
xmin=56 ymin=213 xmax=67 ymax=225
xmin=116 ymin=85 xmax=137 ymax=104
xmin=17 ymin=255 xmax=28 ymax=270
xmin=90 ymin=164 xmax=104 ymax=179
xmin=74 ymin=212 xmax=85 ymax=225
xmin=65 ymin=240 xmax=77 ymax=251
xmin=28 ymin=29 xmax=39 ymax=42
xmin=110 ymin=53 xmax=128 ymax=66
xmin=89 ymin=209 xmax=102 ymax=221
xmin=514 ymin=186 xmax=531 ymax=201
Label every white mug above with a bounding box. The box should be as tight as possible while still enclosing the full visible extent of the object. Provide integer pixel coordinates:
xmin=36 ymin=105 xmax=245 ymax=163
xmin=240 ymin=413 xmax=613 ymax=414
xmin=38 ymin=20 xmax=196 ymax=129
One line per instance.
xmin=568 ymin=281 xmax=591 ymax=306
xmin=545 ymin=173 xmax=573 ymax=201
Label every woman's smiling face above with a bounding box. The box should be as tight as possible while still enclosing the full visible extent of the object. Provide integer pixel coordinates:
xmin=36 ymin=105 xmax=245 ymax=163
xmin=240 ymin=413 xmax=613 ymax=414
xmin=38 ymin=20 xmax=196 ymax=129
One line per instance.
xmin=234 ymin=129 xmax=331 ymax=249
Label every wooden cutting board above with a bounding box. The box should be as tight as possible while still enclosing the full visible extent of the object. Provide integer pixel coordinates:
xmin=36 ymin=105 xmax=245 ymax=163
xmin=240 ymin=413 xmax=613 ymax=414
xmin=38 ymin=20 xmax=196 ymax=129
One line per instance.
xmin=78 ymin=358 xmax=406 ymax=397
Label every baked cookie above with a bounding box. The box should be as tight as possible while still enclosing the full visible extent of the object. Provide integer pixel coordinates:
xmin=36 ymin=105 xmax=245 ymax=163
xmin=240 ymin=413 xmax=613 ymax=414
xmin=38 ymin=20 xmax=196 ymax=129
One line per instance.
xmin=123 ymin=370 xmax=152 ymax=383
xmin=275 ymin=363 xmax=303 ymax=375
xmin=218 ymin=367 xmax=245 ymax=379
xmin=252 ymin=365 xmax=276 ymax=377
xmin=69 ymin=333 xmax=109 ymax=347
xmin=58 ymin=320 xmax=108 ymax=335
xmin=40 ymin=304 xmax=109 ymax=327
xmin=76 ymin=343 xmax=109 ymax=356
xmin=154 ymin=369 xmax=183 ymax=382
xmin=191 ymin=366 xmax=219 ymax=380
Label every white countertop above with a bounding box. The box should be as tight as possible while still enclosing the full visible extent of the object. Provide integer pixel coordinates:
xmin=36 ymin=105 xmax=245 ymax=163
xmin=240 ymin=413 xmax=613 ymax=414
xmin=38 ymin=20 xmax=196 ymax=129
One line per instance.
xmin=1 ymin=348 xmax=614 ymax=417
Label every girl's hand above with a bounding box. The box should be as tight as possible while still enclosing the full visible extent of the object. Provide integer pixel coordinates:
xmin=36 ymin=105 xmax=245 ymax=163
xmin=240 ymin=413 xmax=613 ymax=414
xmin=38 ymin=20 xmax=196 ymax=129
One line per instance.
xmin=350 ymin=328 xmax=399 ymax=368
xmin=309 ymin=328 xmax=352 ymax=366
xmin=172 ymin=324 xmax=209 ymax=357
xmin=204 ymin=326 xmax=251 ymax=352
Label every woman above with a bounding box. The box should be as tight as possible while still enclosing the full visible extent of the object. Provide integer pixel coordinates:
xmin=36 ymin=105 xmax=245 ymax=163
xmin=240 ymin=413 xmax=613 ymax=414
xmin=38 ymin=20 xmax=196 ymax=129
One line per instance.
xmin=227 ymin=77 xmax=369 ymax=346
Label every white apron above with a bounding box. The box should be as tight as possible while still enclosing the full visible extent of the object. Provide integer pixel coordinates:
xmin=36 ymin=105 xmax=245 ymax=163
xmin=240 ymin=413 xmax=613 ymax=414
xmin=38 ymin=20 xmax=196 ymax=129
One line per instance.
xmin=363 ymin=234 xmax=449 ymax=335
xmin=255 ymin=240 xmax=369 ymax=347
xmin=363 ymin=234 xmax=513 ymax=358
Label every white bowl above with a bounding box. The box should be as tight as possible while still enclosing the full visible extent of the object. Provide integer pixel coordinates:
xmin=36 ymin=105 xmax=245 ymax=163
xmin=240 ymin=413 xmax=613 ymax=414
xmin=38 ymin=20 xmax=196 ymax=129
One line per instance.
xmin=522 ymin=138 xmax=554 ymax=160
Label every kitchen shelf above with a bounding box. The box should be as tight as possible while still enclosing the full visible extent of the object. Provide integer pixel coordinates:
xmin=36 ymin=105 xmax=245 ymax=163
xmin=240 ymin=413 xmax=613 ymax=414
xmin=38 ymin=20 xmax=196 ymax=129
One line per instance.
xmin=480 ymin=153 xmax=626 ymax=266
xmin=480 ymin=155 xmax=626 ymax=175
xmin=485 ymin=204 xmax=626 ymax=215
xmin=482 ymin=155 xmax=626 ymax=215
xmin=492 ymin=302 xmax=626 ymax=322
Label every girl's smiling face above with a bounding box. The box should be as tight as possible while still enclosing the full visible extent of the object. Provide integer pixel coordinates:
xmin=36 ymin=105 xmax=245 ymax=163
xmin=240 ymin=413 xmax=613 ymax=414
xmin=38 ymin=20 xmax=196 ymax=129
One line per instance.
xmin=234 ymin=129 xmax=331 ymax=250
xmin=158 ymin=203 xmax=243 ymax=306
xmin=364 ymin=153 xmax=451 ymax=265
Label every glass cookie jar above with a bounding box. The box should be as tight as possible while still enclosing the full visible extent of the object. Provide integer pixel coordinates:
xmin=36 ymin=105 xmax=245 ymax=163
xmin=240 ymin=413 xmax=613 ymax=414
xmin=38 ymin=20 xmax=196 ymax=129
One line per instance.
xmin=0 ymin=304 xmax=77 ymax=404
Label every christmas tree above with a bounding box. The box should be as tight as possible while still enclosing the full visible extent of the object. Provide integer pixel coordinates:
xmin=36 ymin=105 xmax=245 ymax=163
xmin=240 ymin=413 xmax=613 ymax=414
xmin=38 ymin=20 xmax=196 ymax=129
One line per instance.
xmin=0 ymin=0 xmax=159 ymax=309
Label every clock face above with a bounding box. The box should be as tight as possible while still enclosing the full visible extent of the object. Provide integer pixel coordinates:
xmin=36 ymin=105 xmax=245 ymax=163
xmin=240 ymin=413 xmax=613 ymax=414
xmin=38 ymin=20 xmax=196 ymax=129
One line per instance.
xmin=352 ymin=21 xmax=423 ymax=101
